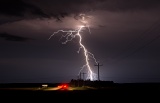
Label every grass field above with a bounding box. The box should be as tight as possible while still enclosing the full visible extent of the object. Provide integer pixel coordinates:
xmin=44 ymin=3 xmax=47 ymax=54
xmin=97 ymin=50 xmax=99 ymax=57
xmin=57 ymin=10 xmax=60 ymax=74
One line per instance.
xmin=0 ymin=83 xmax=160 ymax=102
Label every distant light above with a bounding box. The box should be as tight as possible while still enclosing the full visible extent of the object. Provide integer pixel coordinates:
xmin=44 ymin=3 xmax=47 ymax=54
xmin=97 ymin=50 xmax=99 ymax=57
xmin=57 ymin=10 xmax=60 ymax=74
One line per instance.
xmin=42 ymin=84 xmax=48 ymax=87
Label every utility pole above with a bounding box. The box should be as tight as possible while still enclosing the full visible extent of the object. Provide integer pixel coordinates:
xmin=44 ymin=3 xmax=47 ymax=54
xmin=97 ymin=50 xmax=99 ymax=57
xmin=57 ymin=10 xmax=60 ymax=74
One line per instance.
xmin=82 ymin=72 xmax=86 ymax=80
xmin=79 ymin=72 xmax=82 ymax=80
xmin=95 ymin=62 xmax=103 ymax=81
xmin=82 ymin=72 xmax=86 ymax=87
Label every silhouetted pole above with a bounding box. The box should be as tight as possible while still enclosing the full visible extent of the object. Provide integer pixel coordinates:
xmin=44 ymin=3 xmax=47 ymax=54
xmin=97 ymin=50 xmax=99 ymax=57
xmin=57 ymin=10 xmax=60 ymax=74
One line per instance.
xmin=80 ymin=72 xmax=82 ymax=80
xmin=82 ymin=72 xmax=86 ymax=80
xmin=95 ymin=62 xmax=103 ymax=81
xmin=82 ymin=72 xmax=86 ymax=86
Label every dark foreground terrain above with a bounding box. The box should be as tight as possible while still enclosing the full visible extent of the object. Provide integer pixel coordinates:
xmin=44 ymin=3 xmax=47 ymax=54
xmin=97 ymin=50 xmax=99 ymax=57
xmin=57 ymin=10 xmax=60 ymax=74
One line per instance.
xmin=0 ymin=83 xmax=160 ymax=102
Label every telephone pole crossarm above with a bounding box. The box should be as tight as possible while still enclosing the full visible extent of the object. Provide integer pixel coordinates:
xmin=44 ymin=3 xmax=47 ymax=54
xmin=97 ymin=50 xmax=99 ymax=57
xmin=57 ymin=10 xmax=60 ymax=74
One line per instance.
xmin=94 ymin=62 xmax=103 ymax=81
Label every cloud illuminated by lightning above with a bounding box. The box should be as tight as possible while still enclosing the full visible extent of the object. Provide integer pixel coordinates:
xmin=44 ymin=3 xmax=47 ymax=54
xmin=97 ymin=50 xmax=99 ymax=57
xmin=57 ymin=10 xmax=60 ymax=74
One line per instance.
xmin=48 ymin=14 xmax=98 ymax=81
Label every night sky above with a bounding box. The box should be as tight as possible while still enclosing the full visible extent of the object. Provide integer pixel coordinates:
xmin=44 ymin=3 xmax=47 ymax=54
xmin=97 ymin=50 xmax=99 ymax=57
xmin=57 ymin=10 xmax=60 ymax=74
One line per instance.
xmin=0 ymin=0 xmax=160 ymax=83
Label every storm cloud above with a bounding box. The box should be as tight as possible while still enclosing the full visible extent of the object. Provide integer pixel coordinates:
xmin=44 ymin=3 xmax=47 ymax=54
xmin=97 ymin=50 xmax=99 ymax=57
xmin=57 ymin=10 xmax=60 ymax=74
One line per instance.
xmin=1 ymin=0 xmax=160 ymax=23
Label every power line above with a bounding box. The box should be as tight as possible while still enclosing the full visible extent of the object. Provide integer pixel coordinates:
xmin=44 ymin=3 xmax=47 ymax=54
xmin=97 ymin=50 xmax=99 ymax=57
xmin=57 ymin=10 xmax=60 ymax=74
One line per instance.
xmin=118 ymin=34 xmax=160 ymax=61
xmin=111 ymin=18 xmax=160 ymax=63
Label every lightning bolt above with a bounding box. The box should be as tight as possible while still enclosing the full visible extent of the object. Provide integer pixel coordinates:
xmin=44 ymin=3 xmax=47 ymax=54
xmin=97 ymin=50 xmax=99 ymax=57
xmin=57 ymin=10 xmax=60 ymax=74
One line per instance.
xmin=48 ymin=14 xmax=98 ymax=81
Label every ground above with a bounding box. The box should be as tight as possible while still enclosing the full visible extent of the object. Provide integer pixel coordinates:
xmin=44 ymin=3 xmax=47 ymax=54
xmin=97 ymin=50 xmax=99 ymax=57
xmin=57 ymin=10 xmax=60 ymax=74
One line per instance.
xmin=0 ymin=83 xmax=160 ymax=102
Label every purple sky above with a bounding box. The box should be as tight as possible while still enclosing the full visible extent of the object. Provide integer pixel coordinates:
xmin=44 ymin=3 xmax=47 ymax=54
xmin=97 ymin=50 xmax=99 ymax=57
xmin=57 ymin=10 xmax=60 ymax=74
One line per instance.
xmin=0 ymin=0 xmax=160 ymax=83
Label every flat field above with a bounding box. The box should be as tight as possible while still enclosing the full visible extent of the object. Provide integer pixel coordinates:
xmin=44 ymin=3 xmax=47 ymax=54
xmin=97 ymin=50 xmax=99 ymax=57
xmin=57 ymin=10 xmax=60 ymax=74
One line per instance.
xmin=0 ymin=83 xmax=160 ymax=102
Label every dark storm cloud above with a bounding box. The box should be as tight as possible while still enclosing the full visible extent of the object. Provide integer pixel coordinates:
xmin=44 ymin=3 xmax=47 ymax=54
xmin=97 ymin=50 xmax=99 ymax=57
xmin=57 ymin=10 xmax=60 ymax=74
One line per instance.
xmin=0 ymin=0 xmax=47 ymax=17
xmin=26 ymin=0 xmax=160 ymax=19
xmin=95 ymin=0 xmax=160 ymax=12
xmin=1 ymin=0 xmax=160 ymax=23
xmin=0 ymin=32 xmax=32 ymax=42
xmin=27 ymin=0 xmax=160 ymax=12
